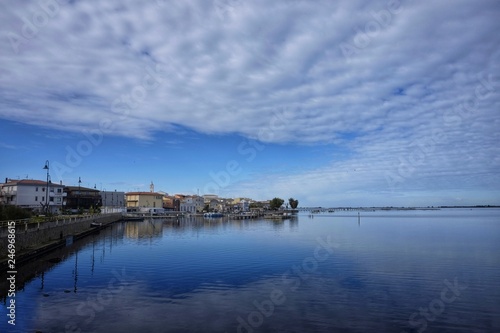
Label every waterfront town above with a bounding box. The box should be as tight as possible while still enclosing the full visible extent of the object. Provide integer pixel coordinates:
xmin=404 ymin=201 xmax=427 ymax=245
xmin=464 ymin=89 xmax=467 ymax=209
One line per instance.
xmin=0 ymin=176 xmax=291 ymax=218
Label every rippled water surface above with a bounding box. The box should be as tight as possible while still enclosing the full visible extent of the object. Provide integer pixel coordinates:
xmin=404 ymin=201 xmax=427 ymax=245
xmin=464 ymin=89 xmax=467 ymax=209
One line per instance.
xmin=1 ymin=208 xmax=499 ymax=332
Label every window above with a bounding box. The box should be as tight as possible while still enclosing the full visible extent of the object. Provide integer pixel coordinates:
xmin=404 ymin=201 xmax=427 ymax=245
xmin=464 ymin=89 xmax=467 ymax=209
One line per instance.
xmin=50 ymin=197 xmax=54 ymax=202
xmin=42 ymin=197 xmax=45 ymax=201
xmin=42 ymin=188 xmax=45 ymax=192
xmin=57 ymin=188 xmax=62 ymax=193
xmin=35 ymin=196 xmax=38 ymax=201
xmin=36 ymin=187 xmax=38 ymax=191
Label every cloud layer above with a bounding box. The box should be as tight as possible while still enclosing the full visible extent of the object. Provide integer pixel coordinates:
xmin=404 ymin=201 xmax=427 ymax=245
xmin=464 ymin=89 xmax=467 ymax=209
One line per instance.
xmin=1 ymin=0 xmax=499 ymax=205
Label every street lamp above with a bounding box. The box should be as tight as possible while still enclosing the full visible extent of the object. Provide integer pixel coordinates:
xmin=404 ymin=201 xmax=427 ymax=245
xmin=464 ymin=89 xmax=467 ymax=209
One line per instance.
xmin=103 ymin=188 xmax=107 ymax=214
xmin=43 ymin=160 xmax=49 ymax=214
xmin=78 ymin=177 xmax=81 ymax=212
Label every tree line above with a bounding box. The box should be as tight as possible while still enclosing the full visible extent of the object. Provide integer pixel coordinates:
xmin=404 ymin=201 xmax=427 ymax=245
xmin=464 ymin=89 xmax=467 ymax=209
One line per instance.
xmin=269 ymin=197 xmax=299 ymax=210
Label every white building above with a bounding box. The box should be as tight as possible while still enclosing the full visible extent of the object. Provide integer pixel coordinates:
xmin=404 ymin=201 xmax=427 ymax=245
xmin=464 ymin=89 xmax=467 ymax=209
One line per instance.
xmin=0 ymin=179 xmax=66 ymax=214
xmin=207 ymin=199 xmax=220 ymax=211
xmin=216 ymin=198 xmax=233 ymax=212
xmin=193 ymin=195 xmax=204 ymax=212
xmin=100 ymin=190 xmax=126 ymax=213
xmin=180 ymin=197 xmax=195 ymax=213
xmin=238 ymin=200 xmax=250 ymax=212
xmin=180 ymin=195 xmax=204 ymax=213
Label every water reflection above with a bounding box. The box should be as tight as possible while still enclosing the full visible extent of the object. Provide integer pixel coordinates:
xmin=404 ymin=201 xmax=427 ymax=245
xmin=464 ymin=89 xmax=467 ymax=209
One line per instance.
xmin=0 ymin=217 xmax=301 ymax=302
xmin=73 ymin=250 xmax=78 ymax=293
xmin=124 ymin=219 xmax=164 ymax=239
xmin=1 ymin=210 xmax=499 ymax=333
xmin=0 ymin=223 xmax=126 ymax=301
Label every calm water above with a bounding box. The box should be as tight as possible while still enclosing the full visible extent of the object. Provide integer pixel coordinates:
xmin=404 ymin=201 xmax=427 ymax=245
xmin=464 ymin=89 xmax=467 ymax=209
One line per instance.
xmin=1 ymin=209 xmax=499 ymax=333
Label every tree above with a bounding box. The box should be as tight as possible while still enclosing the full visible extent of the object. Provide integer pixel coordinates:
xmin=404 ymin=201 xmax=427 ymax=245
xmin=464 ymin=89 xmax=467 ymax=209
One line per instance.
xmin=289 ymin=198 xmax=299 ymax=209
xmin=269 ymin=197 xmax=284 ymax=210
xmin=0 ymin=204 xmax=32 ymax=220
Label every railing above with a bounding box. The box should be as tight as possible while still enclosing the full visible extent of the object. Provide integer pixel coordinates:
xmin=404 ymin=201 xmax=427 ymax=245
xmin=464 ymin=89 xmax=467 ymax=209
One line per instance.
xmin=0 ymin=218 xmax=31 ymax=228
xmin=1 ymin=190 xmax=17 ymax=196
xmin=0 ymin=213 xmax=122 ymax=231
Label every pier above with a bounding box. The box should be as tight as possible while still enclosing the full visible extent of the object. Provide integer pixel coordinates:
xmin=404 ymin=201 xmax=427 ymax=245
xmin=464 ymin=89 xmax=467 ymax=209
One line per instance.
xmin=227 ymin=212 xmax=264 ymax=220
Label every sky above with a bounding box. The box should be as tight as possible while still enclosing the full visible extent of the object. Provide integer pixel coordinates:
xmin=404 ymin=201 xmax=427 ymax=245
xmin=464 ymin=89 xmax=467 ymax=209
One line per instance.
xmin=0 ymin=0 xmax=499 ymax=207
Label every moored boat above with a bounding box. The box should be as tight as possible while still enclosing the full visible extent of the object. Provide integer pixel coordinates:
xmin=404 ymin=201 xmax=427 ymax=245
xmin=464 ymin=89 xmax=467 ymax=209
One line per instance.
xmin=203 ymin=212 xmax=224 ymax=218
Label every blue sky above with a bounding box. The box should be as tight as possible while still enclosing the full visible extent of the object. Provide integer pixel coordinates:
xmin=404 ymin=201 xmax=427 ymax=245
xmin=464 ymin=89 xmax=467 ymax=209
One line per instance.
xmin=1 ymin=0 xmax=499 ymax=207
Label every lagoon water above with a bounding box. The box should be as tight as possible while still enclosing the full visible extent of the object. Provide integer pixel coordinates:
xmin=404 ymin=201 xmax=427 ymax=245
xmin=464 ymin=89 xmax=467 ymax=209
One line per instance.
xmin=1 ymin=208 xmax=499 ymax=333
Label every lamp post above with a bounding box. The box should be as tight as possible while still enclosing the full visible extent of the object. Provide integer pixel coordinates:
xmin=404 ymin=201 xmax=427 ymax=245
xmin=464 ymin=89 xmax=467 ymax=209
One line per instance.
xmin=103 ymin=188 xmax=107 ymax=214
xmin=77 ymin=177 xmax=81 ymax=212
xmin=43 ymin=161 xmax=49 ymax=214
xmin=94 ymin=184 xmax=98 ymax=214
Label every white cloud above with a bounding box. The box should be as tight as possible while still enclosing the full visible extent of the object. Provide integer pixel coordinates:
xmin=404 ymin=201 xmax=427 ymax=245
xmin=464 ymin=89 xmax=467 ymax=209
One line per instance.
xmin=0 ymin=0 xmax=499 ymax=205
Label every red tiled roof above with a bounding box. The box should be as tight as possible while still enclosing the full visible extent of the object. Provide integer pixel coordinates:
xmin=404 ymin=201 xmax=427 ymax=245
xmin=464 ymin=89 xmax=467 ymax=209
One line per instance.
xmin=3 ymin=179 xmax=64 ymax=187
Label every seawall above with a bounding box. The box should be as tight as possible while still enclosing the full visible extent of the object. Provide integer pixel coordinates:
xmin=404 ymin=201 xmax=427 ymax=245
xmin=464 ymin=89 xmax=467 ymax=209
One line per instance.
xmin=0 ymin=213 xmax=122 ymax=264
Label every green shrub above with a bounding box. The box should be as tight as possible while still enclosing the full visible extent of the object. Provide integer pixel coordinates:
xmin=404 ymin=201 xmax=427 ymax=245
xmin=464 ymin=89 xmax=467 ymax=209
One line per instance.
xmin=0 ymin=204 xmax=33 ymax=221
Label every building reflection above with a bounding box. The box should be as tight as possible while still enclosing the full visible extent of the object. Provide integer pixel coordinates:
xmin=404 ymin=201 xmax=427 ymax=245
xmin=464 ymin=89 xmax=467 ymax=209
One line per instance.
xmin=124 ymin=219 xmax=164 ymax=239
xmin=0 ymin=216 xmax=298 ymax=302
xmin=160 ymin=216 xmax=299 ymax=233
xmin=0 ymin=223 xmax=125 ymax=301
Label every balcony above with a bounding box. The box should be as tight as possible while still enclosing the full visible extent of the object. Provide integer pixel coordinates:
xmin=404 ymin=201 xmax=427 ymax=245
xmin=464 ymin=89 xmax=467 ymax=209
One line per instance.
xmin=1 ymin=190 xmax=17 ymax=196
xmin=0 ymin=191 xmax=17 ymax=200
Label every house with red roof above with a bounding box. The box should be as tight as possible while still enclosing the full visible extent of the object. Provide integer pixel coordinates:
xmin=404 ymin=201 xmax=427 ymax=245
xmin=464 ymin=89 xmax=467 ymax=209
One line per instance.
xmin=0 ymin=178 xmax=66 ymax=214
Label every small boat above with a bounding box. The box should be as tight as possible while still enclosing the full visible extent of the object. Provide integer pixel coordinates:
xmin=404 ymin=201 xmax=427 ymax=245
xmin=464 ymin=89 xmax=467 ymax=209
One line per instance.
xmin=203 ymin=212 xmax=224 ymax=218
xmin=90 ymin=222 xmax=102 ymax=227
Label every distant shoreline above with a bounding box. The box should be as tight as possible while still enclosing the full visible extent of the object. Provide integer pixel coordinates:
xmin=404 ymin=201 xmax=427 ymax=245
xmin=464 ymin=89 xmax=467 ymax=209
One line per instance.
xmin=299 ymin=205 xmax=500 ymax=211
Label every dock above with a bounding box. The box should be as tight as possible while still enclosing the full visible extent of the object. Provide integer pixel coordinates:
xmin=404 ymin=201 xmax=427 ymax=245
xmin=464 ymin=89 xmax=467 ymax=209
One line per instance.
xmin=263 ymin=212 xmax=293 ymax=220
xmin=227 ymin=212 xmax=264 ymax=220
